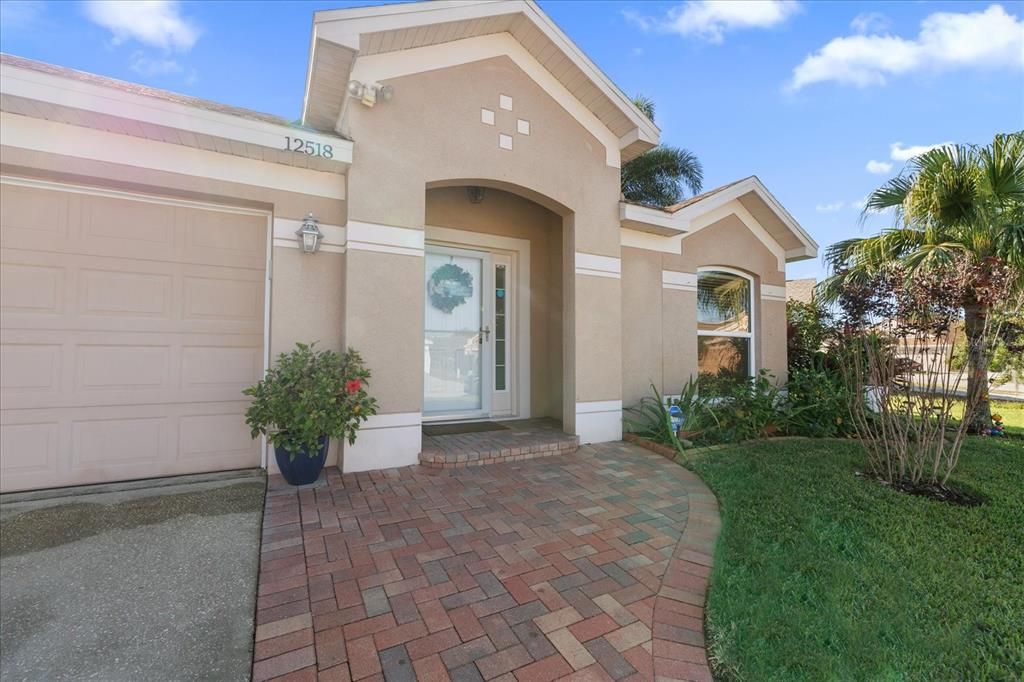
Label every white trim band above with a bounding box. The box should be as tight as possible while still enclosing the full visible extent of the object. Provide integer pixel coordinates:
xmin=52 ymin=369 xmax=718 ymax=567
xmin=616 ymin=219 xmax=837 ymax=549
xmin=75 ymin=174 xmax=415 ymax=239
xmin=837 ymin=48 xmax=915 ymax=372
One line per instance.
xmin=0 ymin=112 xmax=347 ymax=200
xmin=621 ymin=228 xmax=684 ymax=255
xmin=575 ymin=400 xmax=623 ymax=444
xmin=346 ymin=220 xmax=425 ymax=257
xmin=761 ymin=284 xmax=787 ymax=302
xmin=662 ymin=270 xmax=697 ymax=292
xmin=342 ymin=411 xmax=422 ymax=473
xmin=273 ymin=218 xmax=346 ymax=253
xmin=0 ymin=61 xmax=353 ymax=167
xmin=575 ymin=252 xmax=621 ymax=279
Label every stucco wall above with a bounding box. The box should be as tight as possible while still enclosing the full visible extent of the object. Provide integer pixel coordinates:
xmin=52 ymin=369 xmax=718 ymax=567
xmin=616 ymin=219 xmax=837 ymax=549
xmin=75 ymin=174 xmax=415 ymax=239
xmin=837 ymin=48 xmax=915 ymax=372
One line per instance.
xmin=344 ymin=54 xmax=623 ymax=433
xmin=621 ymin=247 xmax=663 ymax=408
xmin=668 ymin=214 xmax=785 ymax=286
xmin=425 ymin=187 xmax=563 ymax=419
xmin=670 ymin=214 xmax=787 ymax=383
xmin=622 ymin=213 xmax=790 ymax=409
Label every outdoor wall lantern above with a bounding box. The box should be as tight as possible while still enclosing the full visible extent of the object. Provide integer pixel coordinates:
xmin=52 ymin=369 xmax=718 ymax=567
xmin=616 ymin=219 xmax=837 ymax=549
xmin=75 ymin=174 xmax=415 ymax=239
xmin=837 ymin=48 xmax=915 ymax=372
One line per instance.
xmin=346 ymin=80 xmax=394 ymax=108
xmin=296 ymin=213 xmax=323 ymax=254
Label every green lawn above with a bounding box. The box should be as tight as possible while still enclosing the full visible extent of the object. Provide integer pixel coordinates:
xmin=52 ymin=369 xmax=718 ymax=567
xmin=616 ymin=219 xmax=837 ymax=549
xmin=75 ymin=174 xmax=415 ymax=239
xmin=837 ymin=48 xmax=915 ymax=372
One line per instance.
xmin=685 ymin=436 xmax=1024 ymax=681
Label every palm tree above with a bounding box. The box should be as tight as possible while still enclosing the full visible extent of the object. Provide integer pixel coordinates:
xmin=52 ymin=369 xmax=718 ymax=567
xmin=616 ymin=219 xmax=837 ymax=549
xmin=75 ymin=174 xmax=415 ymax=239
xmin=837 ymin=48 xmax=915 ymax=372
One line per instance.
xmin=621 ymin=96 xmax=703 ymax=206
xmin=820 ymin=132 xmax=1024 ymax=431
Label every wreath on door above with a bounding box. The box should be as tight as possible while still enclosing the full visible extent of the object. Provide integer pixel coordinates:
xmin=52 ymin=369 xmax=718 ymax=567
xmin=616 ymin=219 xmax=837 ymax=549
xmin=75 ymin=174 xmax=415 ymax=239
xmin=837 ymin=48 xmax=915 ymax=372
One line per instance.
xmin=428 ymin=262 xmax=474 ymax=313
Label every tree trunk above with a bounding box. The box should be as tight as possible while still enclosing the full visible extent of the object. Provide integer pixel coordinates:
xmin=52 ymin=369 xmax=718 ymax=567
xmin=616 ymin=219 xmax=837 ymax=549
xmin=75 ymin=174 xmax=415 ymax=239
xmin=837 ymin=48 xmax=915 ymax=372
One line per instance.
xmin=963 ymin=303 xmax=992 ymax=434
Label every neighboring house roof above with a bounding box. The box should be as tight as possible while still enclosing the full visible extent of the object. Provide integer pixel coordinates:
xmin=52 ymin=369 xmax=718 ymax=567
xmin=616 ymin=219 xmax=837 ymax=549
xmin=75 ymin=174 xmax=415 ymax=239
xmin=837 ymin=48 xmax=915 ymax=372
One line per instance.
xmin=0 ymin=53 xmax=352 ymax=172
xmin=786 ymin=278 xmax=817 ymax=303
xmin=302 ymin=0 xmax=659 ymax=163
xmin=619 ymin=176 xmax=819 ymax=264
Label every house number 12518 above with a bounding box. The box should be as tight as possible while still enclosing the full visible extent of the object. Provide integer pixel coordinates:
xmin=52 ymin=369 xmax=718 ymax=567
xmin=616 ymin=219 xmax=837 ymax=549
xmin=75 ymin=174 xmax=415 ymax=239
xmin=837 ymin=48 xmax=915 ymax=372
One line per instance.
xmin=284 ymin=137 xmax=333 ymax=159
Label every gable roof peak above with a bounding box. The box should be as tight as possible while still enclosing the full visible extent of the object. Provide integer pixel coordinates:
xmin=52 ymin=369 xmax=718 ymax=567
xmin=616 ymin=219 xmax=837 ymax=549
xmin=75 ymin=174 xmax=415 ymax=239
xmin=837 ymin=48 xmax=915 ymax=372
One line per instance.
xmin=303 ymin=0 xmax=658 ymax=162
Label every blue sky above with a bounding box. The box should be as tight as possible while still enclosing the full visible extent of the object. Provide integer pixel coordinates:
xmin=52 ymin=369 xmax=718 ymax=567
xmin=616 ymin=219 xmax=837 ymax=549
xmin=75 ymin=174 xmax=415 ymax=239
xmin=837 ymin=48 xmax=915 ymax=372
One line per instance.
xmin=2 ymin=1 xmax=1022 ymax=281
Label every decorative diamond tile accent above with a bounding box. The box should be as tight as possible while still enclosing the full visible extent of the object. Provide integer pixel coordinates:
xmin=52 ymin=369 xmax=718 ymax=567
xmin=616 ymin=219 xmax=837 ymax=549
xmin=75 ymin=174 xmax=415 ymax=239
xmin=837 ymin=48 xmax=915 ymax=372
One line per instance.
xmin=499 ymin=133 xmax=513 ymax=151
xmin=481 ymin=108 xmax=495 ymax=125
xmin=499 ymin=94 xmax=513 ymax=111
xmin=517 ymin=119 xmax=530 ymax=135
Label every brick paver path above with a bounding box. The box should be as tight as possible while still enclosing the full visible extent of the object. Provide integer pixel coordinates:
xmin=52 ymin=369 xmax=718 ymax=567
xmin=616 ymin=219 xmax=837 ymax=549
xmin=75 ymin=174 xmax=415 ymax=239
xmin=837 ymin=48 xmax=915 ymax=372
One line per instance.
xmin=254 ymin=441 xmax=720 ymax=682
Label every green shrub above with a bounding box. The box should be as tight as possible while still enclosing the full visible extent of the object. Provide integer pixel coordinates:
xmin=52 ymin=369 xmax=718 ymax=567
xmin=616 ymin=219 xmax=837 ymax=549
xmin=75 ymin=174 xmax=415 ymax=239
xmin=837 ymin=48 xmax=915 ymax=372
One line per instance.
xmin=786 ymin=364 xmax=857 ymax=438
xmin=243 ymin=343 xmax=378 ymax=459
xmin=626 ymin=366 xmax=860 ymax=450
xmin=700 ymin=370 xmax=790 ymax=443
xmin=623 ymin=378 xmax=720 ymax=448
xmin=625 ymin=380 xmax=704 ymax=448
xmin=787 ymin=299 xmax=834 ymax=371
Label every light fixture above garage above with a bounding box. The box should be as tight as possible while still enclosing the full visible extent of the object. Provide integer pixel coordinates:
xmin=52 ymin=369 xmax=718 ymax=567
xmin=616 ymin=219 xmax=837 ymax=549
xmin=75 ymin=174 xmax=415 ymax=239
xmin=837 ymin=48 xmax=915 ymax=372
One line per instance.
xmin=296 ymin=213 xmax=323 ymax=254
xmin=346 ymin=80 xmax=394 ymax=108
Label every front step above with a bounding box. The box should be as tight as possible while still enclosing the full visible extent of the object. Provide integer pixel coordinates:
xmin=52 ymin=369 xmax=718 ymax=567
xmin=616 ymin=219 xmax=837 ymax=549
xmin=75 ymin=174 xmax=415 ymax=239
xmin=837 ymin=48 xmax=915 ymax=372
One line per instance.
xmin=419 ymin=420 xmax=580 ymax=469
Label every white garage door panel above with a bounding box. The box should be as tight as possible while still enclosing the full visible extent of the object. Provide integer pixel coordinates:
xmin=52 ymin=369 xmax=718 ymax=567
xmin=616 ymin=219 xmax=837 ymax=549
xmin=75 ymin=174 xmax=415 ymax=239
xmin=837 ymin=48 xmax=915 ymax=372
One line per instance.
xmin=0 ymin=179 xmax=268 ymax=492
xmin=1 ymin=250 xmax=265 ymax=335
xmin=1 ymin=184 xmax=266 ymax=269
xmin=0 ymin=332 xmax=264 ymax=409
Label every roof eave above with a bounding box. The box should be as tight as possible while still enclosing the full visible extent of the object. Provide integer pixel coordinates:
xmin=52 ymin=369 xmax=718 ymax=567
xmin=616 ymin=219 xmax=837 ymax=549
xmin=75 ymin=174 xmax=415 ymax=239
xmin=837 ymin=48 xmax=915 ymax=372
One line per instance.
xmin=619 ymin=176 xmax=820 ymax=262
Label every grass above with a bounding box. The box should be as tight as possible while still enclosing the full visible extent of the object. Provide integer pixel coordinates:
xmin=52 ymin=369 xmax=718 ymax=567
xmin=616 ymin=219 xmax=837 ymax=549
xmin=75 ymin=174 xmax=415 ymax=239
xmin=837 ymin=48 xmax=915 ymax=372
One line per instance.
xmin=684 ymin=436 xmax=1024 ymax=681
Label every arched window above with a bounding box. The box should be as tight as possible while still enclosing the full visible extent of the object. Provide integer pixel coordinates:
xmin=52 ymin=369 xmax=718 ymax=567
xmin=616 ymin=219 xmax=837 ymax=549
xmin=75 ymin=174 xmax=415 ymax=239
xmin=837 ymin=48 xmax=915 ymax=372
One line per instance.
xmin=697 ymin=268 xmax=754 ymax=379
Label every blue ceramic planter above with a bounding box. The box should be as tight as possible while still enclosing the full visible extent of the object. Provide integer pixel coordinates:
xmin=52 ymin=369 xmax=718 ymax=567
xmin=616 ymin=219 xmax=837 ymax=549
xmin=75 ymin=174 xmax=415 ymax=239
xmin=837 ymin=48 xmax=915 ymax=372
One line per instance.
xmin=274 ymin=436 xmax=328 ymax=486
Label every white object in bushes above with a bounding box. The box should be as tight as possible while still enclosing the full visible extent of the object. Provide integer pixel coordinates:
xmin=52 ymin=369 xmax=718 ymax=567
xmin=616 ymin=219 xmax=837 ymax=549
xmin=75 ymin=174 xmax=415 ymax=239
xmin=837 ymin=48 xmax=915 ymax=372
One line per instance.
xmin=864 ymin=385 xmax=885 ymax=412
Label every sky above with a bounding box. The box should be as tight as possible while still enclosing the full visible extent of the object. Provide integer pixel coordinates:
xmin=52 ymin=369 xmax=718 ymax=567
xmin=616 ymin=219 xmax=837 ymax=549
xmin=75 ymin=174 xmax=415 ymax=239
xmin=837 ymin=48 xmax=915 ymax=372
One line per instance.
xmin=2 ymin=0 xmax=1022 ymax=281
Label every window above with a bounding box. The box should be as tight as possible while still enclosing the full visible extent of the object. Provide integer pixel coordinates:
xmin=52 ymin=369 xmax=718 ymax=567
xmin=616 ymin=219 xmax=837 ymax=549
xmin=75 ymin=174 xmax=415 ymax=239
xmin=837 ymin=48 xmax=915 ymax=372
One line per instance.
xmin=697 ymin=269 xmax=754 ymax=379
xmin=494 ymin=263 xmax=507 ymax=391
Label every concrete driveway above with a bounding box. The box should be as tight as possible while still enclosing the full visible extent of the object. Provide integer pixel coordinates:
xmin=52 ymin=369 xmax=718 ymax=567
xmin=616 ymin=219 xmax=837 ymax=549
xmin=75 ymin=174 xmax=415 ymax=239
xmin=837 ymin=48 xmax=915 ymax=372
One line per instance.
xmin=0 ymin=470 xmax=266 ymax=681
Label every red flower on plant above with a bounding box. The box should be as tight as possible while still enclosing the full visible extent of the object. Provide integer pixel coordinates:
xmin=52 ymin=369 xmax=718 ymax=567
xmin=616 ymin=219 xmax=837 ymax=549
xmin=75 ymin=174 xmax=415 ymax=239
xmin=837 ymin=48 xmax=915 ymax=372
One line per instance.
xmin=345 ymin=379 xmax=362 ymax=394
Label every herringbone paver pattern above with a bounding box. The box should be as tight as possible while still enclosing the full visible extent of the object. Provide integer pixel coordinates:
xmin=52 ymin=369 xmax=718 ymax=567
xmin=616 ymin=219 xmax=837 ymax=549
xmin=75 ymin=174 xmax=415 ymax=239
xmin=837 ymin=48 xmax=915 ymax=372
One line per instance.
xmin=254 ymin=441 xmax=720 ymax=682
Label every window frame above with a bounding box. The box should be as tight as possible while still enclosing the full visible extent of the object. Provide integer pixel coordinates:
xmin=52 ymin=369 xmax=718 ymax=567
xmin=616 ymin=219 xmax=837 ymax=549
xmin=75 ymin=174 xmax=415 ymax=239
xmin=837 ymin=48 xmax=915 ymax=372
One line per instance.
xmin=696 ymin=266 xmax=756 ymax=379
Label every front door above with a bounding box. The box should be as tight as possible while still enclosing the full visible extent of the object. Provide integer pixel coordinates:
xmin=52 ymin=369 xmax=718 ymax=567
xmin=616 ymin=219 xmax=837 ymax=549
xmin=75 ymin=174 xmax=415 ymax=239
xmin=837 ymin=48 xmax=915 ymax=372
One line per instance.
xmin=423 ymin=246 xmax=492 ymax=419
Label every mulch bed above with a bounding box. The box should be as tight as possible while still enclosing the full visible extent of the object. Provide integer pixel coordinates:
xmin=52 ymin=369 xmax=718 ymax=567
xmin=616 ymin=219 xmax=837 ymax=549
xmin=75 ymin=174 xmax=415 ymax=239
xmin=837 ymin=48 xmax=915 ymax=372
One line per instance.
xmin=855 ymin=471 xmax=987 ymax=507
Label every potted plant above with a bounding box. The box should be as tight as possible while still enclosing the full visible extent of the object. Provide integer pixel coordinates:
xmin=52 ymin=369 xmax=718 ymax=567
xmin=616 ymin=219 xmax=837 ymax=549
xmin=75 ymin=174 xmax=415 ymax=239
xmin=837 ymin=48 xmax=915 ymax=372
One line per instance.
xmin=243 ymin=343 xmax=377 ymax=485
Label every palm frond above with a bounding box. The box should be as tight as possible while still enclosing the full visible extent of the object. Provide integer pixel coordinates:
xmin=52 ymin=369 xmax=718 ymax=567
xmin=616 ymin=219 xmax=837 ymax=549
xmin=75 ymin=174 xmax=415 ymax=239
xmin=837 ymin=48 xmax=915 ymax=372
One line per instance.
xmin=621 ymin=146 xmax=704 ymax=206
xmin=632 ymin=94 xmax=656 ymax=123
xmin=861 ymin=176 xmax=914 ymax=224
xmin=980 ymin=131 xmax=1024 ymax=202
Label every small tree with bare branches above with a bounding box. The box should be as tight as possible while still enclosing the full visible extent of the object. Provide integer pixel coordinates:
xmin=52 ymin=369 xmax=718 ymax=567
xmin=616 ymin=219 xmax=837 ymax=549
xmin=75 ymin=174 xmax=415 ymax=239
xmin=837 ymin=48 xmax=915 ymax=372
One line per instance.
xmin=834 ymin=257 xmax=1019 ymax=496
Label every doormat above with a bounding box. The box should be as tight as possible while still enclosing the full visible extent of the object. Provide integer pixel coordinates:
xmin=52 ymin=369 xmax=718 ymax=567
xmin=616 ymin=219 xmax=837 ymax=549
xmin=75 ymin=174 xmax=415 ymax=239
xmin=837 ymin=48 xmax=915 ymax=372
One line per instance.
xmin=423 ymin=422 xmax=510 ymax=436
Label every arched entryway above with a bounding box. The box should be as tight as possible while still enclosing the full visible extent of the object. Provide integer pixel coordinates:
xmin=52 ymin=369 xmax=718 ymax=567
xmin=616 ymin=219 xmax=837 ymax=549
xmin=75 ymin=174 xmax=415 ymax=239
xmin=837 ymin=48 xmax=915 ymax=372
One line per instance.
xmin=422 ymin=182 xmax=567 ymax=426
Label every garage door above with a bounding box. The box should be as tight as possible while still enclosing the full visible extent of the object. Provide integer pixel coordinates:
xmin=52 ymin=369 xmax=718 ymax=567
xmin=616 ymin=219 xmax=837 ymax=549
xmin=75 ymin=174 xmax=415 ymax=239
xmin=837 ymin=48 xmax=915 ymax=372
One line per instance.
xmin=0 ymin=178 xmax=269 ymax=492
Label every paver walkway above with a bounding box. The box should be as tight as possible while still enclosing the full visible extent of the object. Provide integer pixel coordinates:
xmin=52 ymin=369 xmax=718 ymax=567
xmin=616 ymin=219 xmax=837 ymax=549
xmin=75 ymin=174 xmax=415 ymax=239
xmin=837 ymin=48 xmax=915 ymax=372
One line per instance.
xmin=255 ymin=441 xmax=720 ymax=682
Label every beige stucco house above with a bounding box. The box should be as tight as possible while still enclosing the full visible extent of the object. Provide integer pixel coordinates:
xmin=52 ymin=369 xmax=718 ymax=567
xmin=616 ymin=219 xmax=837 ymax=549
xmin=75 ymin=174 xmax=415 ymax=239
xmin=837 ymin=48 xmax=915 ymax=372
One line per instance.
xmin=0 ymin=0 xmax=816 ymax=492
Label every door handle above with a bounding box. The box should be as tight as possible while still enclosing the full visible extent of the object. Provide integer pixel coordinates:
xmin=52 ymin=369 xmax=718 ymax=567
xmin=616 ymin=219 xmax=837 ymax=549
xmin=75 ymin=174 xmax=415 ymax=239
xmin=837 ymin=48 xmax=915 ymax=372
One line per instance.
xmin=480 ymin=326 xmax=491 ymax=342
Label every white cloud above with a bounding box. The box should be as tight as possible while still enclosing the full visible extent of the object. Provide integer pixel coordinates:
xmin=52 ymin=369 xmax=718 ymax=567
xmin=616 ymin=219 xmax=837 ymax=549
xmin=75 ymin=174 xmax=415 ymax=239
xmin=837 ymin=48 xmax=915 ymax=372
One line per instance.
xmin=83 ymin=0 xmax=200 ymax=51
xmin=853 ymin=196 xmax=870 ymax=210
xmin=129 ymin=51 xmax=182 ymax=77
xmin=789 ymin=4 xmax=1024 ymax=90
xmin=850 ymin=12 xmax=891 ymax=35
xmin=624 ymin=1 xmax=800 ymax=43
xmin=865 ymin=159 xmax=893 ymax=174
xmin=816 ymin=201 xmax=844 ymax=212
xmin=889 ymin=141 xmax=953 ymax=161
